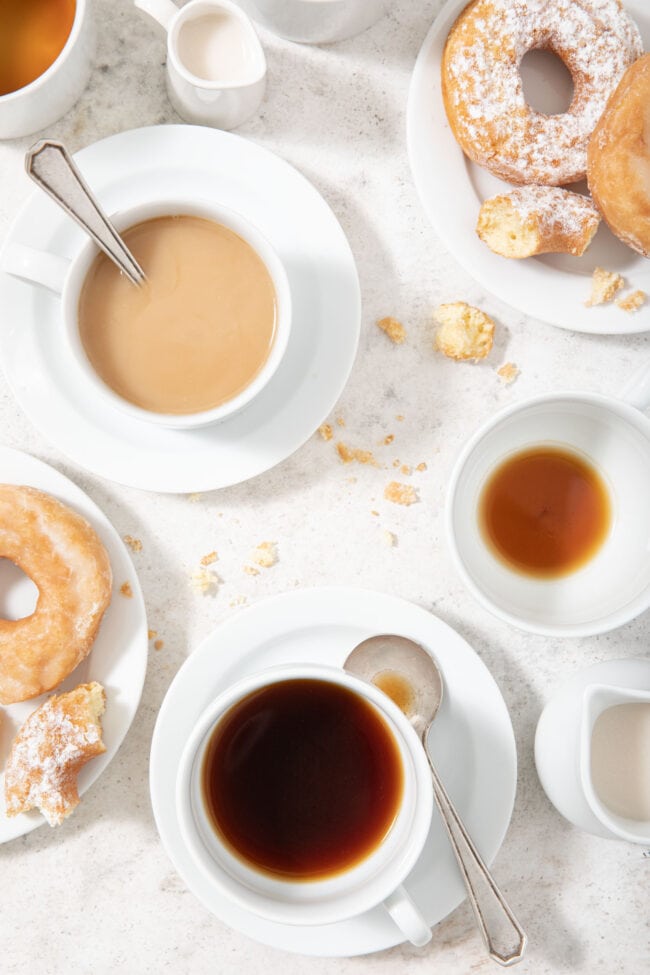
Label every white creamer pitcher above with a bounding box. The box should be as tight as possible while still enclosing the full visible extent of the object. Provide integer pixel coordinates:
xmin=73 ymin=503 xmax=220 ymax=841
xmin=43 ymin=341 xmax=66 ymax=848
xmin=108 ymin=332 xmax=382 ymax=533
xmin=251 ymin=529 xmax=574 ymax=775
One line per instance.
xmin=135 ymin=0 xmax=266 ymax=129
xmin=535 ymin=659 xmax=650 ymax=845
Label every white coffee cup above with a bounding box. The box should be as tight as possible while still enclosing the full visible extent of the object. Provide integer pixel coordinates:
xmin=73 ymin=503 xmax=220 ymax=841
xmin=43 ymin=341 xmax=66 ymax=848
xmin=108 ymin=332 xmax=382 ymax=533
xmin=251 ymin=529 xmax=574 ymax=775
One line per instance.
xmin=446 ymin=365 xmax=650 ymax=637
xmin=0 ymin=197 xmax=292 ymax=429
xmin=233 ymin=0 xmax=387 ymax=45
xmin=176 ymin=664 xmax=434 ymax=945
xmin=0 ymin=0 xmax=94 ymax=140
xmin=135 ymin=0 xmax=266 ymax=130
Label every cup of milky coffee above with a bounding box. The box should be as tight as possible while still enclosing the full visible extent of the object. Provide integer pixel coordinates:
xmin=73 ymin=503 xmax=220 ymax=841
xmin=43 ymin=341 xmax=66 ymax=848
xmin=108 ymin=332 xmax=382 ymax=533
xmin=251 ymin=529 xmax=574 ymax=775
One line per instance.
xmin=176 ymin=664 xmax=434 ymax=945
xmin=2 ymin=197 xmax=291 ymax=428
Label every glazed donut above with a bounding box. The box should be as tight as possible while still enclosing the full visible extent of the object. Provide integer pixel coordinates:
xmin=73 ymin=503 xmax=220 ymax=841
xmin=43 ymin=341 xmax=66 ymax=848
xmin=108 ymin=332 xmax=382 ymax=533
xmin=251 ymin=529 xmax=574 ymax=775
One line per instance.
xmin=476 ymin=186 xmax=601 ymax=258
xmin=442 ymin=0 xmax=643 ymax=186
xmin=588 ymin=53 xmax=650 ymax=257
xmin=0 ymin=486 xmax=112 ymax=705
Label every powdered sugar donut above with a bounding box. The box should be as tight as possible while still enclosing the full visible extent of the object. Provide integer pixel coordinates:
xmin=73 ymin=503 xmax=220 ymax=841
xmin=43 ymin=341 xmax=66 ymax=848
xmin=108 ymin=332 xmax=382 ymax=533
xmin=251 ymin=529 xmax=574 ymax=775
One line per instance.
xmin=442 ymin=0 xmax=643 ymax=186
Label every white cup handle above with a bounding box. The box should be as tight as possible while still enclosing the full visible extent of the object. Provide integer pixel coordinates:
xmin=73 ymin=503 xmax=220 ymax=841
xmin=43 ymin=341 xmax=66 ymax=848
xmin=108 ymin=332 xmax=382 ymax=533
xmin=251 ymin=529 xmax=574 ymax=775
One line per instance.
xmin=1 ymin=242 xmax=70 ymax=295
xmin=618 ymin=360 xmax=650 ymax=412
xmin=134 ymin=0 xmax=178 ymax=31
xmin=383 ymin=884 xmax=431 ymax=947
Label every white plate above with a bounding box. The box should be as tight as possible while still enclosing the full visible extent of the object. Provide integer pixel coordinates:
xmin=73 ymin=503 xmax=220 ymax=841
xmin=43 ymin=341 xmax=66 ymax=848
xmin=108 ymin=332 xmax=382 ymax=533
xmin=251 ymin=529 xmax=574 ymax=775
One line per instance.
xmin=150 ymin=587 xmax=517 ymax=956
xmin=0 ymin=446 xmax=148 ymax=842
xmin=0 ymin=125 xmax=361 ymax=492
xmin=407 ymin=0 xmax=650 ymax=334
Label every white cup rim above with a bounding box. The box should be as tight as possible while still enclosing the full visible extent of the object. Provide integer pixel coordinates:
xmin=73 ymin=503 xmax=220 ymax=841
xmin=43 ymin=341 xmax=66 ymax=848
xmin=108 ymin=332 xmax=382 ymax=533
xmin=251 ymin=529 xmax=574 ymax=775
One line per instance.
xmin=0 ymin=0 xmax=87 ymax=105
xmin=61 ymin=196 xmax=292 ymax=429
xmin=446 ymin=390 xmax=650 ymax=638
xmin=175 ymin=663 xmax=433 ymax=926
xmin=167 ymin=0 xmax=266 ymax=91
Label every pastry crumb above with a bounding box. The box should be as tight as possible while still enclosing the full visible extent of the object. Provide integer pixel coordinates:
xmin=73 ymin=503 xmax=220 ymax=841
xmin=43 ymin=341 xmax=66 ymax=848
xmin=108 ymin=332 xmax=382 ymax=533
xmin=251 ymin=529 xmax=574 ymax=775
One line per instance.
xmin=392 ymin=459 xmax=401 ymax=468
xmin=154 ymin=639 xmax=164 ymax=651
xmin=252 ymin=541 xmax=277 ymax=569
xmin=190 ymin=567 xmax=218 ymax=595
xmin=200 ymin=551 xmax=218 ymax=566
xmin=434 ymin=301 xmax=495 ymax=360
xmin=617 ymin=290 xmax=646 ymax=313
xmin=377 ymin=316 xmax=407 ymax=344
xmin=119 ymin=582 xmax=133 ymax=598
xmin=188 ymin=493 xmax=202 ymax=503
xmin=123 ymin=535 xmax=142 ymax=553
xmin=336 ymin=442 xmax=377 ymax=466
xmin=400 ymin=464 xmax=412 ymax=476
xmin=383 ymin=434 xmax=394 ymax=445
xmin=318 ymin=423 xmax=333 ymax=441
xmin=497 ymin=362 xmax=520 ymax=384
xmin=416 ymin=462 xmax=427 ymax=472
xmin=585 ymin=267 xmax=624 ymax=307
xmin=336 ymin=416 xmax=345 ymax=427
xmin=384 ymin=481 xmax=419 ymax=506
xmin=148 ymin=629 xmax=157 ymax=640
xmin=396 ymin=414 xmax=405 ymax=422
xmin=382 ymin=529 xmax=396 ymax=547
xmin=230 ymin=595 xmax=247 ymax=608
xmin=370 ymin=509 xmax=379 ymax=516
xmin=243 ymin=564 xmax=260 ymax=576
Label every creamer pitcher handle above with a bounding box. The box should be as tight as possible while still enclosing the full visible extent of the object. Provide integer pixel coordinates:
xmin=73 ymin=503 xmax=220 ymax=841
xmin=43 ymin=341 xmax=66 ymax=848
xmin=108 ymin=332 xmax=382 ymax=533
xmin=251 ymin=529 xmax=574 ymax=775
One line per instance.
xmin=0 ymin=242 xmax=70 ymax=295
xmin=134 ymin=0 xmax=178 ymax=31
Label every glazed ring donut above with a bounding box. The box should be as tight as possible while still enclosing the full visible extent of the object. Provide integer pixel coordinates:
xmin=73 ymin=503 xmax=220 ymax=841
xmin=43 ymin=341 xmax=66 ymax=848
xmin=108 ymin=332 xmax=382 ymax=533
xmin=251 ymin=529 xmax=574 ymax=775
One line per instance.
xmin=0 ymin=486 xmax=112 ymax=705
xmin=442 ymin=0 xmax=643 ymax=186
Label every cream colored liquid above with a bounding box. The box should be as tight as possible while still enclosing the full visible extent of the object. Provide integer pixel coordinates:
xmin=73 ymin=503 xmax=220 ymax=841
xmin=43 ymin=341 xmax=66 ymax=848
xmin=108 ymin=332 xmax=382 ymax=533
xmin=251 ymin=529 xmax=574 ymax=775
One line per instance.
xmin=176 ymin=12 xmax=259 ymax=83
xmin=78 ymin=216 xmax=277 ymax=415
xmin=590 ymin=703 xmax=650 ymax=821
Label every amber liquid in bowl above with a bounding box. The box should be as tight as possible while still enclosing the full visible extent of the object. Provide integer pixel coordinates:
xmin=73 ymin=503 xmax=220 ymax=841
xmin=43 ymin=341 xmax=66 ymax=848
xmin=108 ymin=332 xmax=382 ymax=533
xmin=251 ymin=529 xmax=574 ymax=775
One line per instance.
xmin=201 ymin=679 xmax=404 ymax=880
xmin=78 ymin=215 xmax=277 ymax=416
xmin=0 ymin=0 xmax=76 ymax=96
xmin=479 ymin=445 xmax=611 ymax=578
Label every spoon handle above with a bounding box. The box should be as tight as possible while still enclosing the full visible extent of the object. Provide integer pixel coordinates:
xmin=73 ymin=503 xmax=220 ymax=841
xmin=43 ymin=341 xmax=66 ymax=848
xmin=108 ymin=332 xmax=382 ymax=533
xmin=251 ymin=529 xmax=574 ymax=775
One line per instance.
xmin=426 ymin=752 xmax=526 ymax=966
xmin=25 ymin=140 xmax=145 ymax=286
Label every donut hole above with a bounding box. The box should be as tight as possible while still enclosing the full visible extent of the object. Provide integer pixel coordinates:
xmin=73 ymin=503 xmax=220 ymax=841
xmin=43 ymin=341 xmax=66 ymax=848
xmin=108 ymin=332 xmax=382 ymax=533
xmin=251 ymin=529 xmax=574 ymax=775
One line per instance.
xmin=520 ymin=49 xmax=575 ymax=116
xmin=0 ymin=559 xmax=38 ymax=621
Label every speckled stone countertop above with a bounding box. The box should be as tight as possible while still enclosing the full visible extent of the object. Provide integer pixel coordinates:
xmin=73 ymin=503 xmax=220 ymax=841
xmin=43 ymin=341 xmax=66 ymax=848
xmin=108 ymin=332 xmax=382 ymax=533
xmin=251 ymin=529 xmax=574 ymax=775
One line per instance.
xmin=0 ymin=1 xmax=648 ymax=972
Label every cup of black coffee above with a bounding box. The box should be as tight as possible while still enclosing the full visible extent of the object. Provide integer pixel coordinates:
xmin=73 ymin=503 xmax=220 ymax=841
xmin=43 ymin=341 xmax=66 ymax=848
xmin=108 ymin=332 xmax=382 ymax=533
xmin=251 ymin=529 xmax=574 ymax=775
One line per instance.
xmin=175 ymin=664 xmax=434 ymax=944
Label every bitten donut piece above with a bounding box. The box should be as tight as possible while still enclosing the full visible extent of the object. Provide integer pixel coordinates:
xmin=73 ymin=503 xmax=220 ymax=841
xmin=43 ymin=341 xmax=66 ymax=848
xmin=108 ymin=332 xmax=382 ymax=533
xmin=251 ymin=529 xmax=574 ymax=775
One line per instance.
xmin=4 ymin=682 xmax=106 ymax=826
xmin=442 ymin=0 xmax=642 ymax=185
xmin=434 ymin=302 xmax=495 ymax=360
xmin=588 ymin=53 xmax=650 ymax=257
xmin=477 ymin=186 xmax=601 ymax=258
xmin=0 ymin=486 xmax=112 ymax=705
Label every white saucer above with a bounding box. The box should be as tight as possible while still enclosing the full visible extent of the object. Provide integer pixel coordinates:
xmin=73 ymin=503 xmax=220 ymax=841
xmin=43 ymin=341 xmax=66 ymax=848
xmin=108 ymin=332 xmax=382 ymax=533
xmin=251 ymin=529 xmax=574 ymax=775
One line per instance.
xmin=0 ymin=446 xmax=148 ymax=843
xmin=150 ymin=587 xmax=517 ymax=956
xmin=407 ymin=0 xmax=650 ymax=334
xmin=534 ymin=657 xmax=650 ymax=839
xmin=0 ymin=125 xmax=361 ymax=493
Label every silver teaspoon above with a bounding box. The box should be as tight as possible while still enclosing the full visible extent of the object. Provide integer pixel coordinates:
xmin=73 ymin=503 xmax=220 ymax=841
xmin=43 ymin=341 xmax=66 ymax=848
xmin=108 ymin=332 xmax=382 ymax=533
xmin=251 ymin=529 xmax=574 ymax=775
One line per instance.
xmin=25 ymin=140 xmax=146 ymax=286
xmin=344 ymin=634 xmax=527 ymax=967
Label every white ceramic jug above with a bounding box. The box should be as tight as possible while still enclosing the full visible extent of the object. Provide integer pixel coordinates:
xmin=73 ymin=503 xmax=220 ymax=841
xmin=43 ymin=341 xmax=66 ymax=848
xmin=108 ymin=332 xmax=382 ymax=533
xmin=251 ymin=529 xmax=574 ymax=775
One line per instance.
xmin=135 ymin=0 xmax=266 ymax=129
xmin=535 ymin=659 xmax=650 ymax=844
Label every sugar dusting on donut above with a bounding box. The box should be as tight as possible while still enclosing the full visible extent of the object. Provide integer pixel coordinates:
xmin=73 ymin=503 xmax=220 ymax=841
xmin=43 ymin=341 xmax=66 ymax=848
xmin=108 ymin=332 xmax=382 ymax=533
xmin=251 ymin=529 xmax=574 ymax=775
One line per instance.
xmin=442 ymin=0 xmax=643 ymax=185
xmin=503 ymin=185 xmax=600 ymax=237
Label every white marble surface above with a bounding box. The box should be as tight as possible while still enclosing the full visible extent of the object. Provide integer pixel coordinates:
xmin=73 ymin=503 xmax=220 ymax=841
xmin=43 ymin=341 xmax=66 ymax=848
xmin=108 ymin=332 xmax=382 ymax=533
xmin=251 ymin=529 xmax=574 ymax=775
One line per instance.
xmin=0 ymin=1 xmax=649 ymax=972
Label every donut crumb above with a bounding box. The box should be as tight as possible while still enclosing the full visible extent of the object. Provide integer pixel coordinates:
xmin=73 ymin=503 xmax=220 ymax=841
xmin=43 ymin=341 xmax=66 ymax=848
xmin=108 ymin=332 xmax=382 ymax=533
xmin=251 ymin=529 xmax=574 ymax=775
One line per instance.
xmin=200 ymin=551 xmax=218 ymax=566
xmin=617 ymin=290 xmax=646 ymax=313
xmin=318 ymin=423 xmax=333 ymax=441
xmin=377 ymin=316 xmax=407 ymax=344
xmin=434 ymin=302 xmax=495 ymax=360
xmin=585 ymin=267 xmax=624 ymax=306
xmin=497 ymin=362 xmax=520 ymax=384
xmin=384 ymin=482 xmax=419 ymax=506
xmin=123 ymin=535 xmax=142 ymax=553
xmin=119 ymin=582 xmax=133 ymax=598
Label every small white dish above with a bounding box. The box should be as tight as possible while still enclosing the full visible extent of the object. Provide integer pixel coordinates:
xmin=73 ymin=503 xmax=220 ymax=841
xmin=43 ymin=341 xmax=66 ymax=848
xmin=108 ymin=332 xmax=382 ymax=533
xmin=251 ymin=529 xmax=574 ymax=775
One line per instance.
xmin=535 ymin=658 xmax=650 ymax=841
xmin=446 ymin=365 xmax=650 ymax=637
xmin=135 ymin=0 xmax=266 ymax=130
xmin=149 ymin=587 xmax=517 ymax=956
xmin=0 ymin=0 xmax=94 ymax=140
xmin=407 ymin=0 xmax=650 ymax=334
xmin=0 ymin=446 xmax=148 ymax=844
xmin=3 ymin=197 xmax=292 ymax=430
xmin=0 ymin=124 xmax=360 ymax=492
xmin=234 ymin=0 xmax=386 ymax=45
xmin=177 ymin=663 xmax=434 ymax=945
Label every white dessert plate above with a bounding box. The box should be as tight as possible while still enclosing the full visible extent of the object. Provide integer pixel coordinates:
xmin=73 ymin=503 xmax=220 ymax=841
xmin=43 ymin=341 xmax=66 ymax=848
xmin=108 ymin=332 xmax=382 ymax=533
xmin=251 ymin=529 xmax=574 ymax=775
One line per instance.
xmin=150 ymin=587 xmax=517 ymax=956
xmin=0 ymin=125 xmax=360 ymax=492
xmin=407 ymin=0 xmax=650 ymax=334
xmin=0 ymin=445 xmax=148 ymax=843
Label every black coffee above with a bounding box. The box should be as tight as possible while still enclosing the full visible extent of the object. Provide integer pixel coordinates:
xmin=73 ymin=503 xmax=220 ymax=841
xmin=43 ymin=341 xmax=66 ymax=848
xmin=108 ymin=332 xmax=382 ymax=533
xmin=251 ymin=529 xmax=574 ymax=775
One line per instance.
xmin=201 ymin=678 xmax=404 ymax=880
